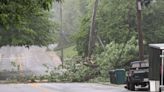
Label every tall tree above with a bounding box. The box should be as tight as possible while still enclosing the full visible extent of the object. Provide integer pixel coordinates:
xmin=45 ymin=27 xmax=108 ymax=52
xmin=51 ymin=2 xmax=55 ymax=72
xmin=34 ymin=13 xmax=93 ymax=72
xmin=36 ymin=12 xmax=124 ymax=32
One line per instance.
xmin=0 ymin=0 xmax=61 ymax=47
xmin=87 ymin=0 xmax=99 ymax=60
xmin=59 ymin=2 xmax=64 ymax=67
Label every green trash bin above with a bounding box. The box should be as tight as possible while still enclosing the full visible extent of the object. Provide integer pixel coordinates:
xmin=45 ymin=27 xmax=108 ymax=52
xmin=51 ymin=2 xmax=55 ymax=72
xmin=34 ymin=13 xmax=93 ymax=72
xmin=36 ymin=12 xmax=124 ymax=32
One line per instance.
xmin=109 ymin=69 xmax=126 ymax=84
xmin=109 ymin=70 xmax=116 ymax=84
xmin=115 ymin=69 xmax=126 ymax=84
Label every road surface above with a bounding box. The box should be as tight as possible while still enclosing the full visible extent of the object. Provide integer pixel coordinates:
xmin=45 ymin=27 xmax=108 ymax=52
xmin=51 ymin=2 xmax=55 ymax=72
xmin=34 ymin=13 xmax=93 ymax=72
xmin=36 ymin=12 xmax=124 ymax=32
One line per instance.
xmin=0 ymin=83 xmax=148 ymax=92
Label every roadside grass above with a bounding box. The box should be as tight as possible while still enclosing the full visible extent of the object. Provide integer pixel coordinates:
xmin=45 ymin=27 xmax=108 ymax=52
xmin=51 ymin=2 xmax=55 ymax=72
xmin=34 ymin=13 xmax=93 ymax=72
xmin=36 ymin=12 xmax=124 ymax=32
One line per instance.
xmin=64 ymin=45 xmax=77 ymax=58
xmin=56 ymin=45 xmax=78 ymax=59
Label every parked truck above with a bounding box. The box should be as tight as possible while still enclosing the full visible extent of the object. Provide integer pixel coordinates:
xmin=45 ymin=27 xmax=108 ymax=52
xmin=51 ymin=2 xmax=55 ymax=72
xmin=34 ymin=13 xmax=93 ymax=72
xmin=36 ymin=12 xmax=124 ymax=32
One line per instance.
xmin=126 ymin=61 xmax=149 ymax=91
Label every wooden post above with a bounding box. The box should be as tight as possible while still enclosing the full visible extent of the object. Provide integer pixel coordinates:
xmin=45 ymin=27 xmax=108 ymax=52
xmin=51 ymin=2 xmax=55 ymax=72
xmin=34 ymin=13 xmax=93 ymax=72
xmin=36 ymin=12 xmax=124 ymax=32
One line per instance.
xmin=136 ymin=0 xmax=144 ymax=61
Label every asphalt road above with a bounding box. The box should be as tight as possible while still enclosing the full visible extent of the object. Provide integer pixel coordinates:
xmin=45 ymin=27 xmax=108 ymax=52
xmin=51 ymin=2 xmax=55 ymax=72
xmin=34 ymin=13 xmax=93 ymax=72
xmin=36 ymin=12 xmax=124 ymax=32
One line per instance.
xmin=0 ymin=83 xmax=148 ymax=92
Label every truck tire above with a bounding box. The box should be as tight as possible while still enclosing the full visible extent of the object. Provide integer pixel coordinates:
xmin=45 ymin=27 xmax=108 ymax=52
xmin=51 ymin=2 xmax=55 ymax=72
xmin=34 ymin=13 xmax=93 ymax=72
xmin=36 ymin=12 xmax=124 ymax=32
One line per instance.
xmin=129 ymin=83 xmax=135 ymax=91
xmin=126 ymin=82 xmax=129 ymax=89
xmin=148 ymin=83 xmax=150 ymax=91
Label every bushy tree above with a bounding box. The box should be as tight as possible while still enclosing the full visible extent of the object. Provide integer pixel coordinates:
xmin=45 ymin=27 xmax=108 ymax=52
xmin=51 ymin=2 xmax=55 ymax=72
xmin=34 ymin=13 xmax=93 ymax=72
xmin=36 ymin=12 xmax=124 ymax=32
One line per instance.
xmin=74 ymin=0 xmax=137 ymax=56
xmin=0 ymin=0 xmax=61 ymax=46
xmin=96 ymin=37 xmax=138 ymax=78
xmin=142 ymin=0 xmax=164 ymax=44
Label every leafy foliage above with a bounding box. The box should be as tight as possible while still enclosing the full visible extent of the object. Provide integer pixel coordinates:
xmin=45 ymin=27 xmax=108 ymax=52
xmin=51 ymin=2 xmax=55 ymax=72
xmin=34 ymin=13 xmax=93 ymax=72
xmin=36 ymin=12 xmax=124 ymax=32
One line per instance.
xmin=96 ymin=37 xmax=138 ymax=78
xmin=74 ymin=0 xmax=137 ymax=56
xmin=45 ymin=56 xmax=100 ymax=82
xmin=0 ymin=0 xmax=60 ymax=46
xmin=73 ymin=15 xmax=91 ymax=56
xmin=142 ymin=0 xmax=164 ymax=44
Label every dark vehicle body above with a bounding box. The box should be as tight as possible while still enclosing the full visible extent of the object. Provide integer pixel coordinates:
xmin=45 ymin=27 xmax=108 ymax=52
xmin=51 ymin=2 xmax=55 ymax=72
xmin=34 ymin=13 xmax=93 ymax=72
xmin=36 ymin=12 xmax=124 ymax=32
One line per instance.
xmin=126 ymin=61 xmax=149 ymax=91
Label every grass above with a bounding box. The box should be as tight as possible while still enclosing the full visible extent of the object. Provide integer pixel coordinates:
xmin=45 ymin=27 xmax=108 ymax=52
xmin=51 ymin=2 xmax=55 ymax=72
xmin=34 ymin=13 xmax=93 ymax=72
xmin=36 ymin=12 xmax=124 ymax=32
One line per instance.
xmin=56 ymin=45 xmax=78 ymax=59
xmin=63 ymin=45 xmax=77 ymax=58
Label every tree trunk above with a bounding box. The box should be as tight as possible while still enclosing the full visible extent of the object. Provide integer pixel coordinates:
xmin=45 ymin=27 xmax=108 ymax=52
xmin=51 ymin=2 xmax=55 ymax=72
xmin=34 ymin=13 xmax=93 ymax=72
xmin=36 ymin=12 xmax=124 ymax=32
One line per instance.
xmin=60 ymin=2 xmax=64 ymax=67
xmin=87 ymin=0 xmax=99 ymax=61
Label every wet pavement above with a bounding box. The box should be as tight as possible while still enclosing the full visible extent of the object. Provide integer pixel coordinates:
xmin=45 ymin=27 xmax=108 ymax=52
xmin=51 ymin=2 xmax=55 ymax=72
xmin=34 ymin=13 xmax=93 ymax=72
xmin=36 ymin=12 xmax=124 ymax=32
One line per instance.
xmin=0 ymin=83 xmax=148 ymax=92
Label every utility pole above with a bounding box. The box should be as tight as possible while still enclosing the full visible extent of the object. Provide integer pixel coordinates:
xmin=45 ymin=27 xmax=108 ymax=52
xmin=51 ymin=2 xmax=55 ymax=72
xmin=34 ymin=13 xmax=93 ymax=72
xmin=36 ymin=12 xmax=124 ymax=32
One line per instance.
xmin=87 ymin=0 xmax=99 ymax=61
xmin=60 ymin=2 xmax=64 ymax=67
xmin=136 ymin=0 xmax=144 ymax=61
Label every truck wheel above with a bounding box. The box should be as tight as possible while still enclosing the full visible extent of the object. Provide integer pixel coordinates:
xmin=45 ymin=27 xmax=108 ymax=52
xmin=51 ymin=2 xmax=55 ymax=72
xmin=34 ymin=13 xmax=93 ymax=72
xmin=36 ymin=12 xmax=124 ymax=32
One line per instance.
xmin=148 ymin=84 xmax=150 ymax=91
xmin=129 ymin=83 xmax=135 ymax=91
xmin=126 ymin=82 xmax=130 ymax=89
xmin=159 ymin=87 xmax=161 ymax=92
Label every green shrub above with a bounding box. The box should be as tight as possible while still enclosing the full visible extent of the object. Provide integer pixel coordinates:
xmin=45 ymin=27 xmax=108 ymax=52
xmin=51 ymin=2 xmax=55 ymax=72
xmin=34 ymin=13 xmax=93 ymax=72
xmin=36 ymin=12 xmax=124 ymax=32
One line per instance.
xmin=96 ymin=36 xmax=138 ymax=78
